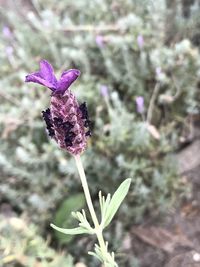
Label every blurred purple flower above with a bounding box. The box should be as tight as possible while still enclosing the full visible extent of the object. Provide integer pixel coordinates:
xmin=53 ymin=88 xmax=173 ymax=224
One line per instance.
xmin=155 ymin=67 xmax=163 ymax=79
xmin=43 ymin=19 xmax=50 ymax=27
xmin=5 ymin=46 xmax=13 ymax=57
xmin=95 ymin=35 xmax=104 ymax=48
xmin=135 ymin=96 xmax=144 ymax=113
xmin=100 ymin=85 xmax=108 ymax=98
xmin=2 ymin=26 xmax=12 ymax=39
xmin=137 ymin=35 xmax=144 ymax=49
xmin=156 ymin=67 xmax=162 ymax=76
xmin=25 ymin=60 xmax=91 ymax=155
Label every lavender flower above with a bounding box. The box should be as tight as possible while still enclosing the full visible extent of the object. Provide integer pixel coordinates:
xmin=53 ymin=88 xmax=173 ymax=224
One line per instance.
xmin=137 ymin=35 xmax=144 ymax=49
xmin=95 ymin=35 xmax=104 ymax=48
xmin=25 ymin=60 xmax=91 ymax=155
xmin=100 ymin=85 xmax=108 ymax=98
xmin=43 ymin=19 xmax=50 ymax=28
xmin=5 ymin=46 xmax=13 ymax=57
xmin=2 ymin=26 xmax=12 ymax=39
xmin=135 ymin=96 xmax=144 ymax=113
xmin=5 ymin=46 xmax=14 ymax=64
xmin=155 ymin=67 xmax=162 ymax=78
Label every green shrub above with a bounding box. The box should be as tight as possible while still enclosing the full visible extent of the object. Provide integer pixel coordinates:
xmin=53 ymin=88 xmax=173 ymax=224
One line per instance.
xmin=0 ymin=0 xmax=198 ymax=266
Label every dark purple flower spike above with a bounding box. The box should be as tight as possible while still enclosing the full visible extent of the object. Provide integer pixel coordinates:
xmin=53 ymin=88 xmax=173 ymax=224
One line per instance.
xmin=25 ymin=60 xmax=90 ymax=155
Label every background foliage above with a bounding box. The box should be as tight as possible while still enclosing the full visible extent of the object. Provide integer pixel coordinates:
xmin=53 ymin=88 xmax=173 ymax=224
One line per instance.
xmin=0 ymin=0 xmax=199 ymax=266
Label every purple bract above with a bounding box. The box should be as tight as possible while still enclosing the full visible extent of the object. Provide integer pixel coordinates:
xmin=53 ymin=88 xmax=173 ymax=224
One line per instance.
xmin=25 ymin=60 xmax=91 ymax=155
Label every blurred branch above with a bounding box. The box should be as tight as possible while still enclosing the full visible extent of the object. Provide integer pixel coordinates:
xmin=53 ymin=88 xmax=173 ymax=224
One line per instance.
xmin=146 ymin=83 xmax=160 ymax=124
xmin=172 ymin=75 xmax=182 ymax=101
xmin=62 ymin=25 xmax=120 ymax=32
xmin=2 ymin=254 xmax=44 ymax=267
xmin=2 ymin=255 xmax=17 ymax=265
xmin=0 ymin=91 xmax=21 ymax=106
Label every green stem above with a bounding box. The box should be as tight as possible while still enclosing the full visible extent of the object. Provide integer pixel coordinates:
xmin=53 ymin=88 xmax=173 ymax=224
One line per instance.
xmin=74 ymin=154 xmax=114 ymax=266
xmin=74 ymin=154 xmax=99 ymax=228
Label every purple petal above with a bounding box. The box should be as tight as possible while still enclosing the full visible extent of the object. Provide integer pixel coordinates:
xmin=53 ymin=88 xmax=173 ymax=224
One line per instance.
xmin=57 ymin=69 xmax=81 ymax=93
xmin=39 ymin=60 xmax=57 ymax=86
xmin=25 ymin=59 xmax=57 ymax=91
xmin=25 ymin=72 xmax=56 ymax=90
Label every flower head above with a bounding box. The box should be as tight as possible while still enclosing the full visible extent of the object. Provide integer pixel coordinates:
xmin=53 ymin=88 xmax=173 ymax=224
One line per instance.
xmin=25 ymin=60 xmax=91 ymax=155
xmin=25 ymin=59 xmax=80 ymax=94
xmin=135 ymin=96 xmax=145 ymax=114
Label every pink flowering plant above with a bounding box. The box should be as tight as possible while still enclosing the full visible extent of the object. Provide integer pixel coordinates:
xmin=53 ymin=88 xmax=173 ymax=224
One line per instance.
xmin=25 ymin=60 xmax=131 ymax=267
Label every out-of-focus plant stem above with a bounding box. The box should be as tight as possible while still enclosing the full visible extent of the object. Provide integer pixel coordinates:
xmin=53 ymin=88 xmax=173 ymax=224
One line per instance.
xmin=146 ymin=83 xmax=160 ymax=124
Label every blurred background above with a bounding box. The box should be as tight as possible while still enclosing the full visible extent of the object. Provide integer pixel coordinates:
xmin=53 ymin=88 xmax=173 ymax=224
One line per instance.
xmin=0 ymin=0 xmax=200 ymax=266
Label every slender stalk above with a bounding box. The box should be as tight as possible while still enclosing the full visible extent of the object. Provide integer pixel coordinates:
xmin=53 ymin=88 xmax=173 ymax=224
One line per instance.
xmin=74 ymin=154 xmax=99 ymax=228
xmin=74 ymin=154 xmax=115 ymax=266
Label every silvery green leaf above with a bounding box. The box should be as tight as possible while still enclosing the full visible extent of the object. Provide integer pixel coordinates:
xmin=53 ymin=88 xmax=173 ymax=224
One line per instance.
xmin=72 ymin=209 xmax=93 ymax=232
xmin=88 ymin=251 xmax=103 ymax=262
xmin=103 ymin=178 xmax=131 ymax=228
xmin=50 ymin=223 xmax=92 ymax=235
xmin=89 ymin=243 xmax=118 ymax=267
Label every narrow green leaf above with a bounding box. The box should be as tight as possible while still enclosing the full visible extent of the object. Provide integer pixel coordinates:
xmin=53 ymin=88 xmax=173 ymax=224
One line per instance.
xmin=103 ymin=178 xmax=131 ymax=228
xmin=50 ymin=223 xmax=91 ymax=235
xmin=103 ymin=193 xmax=111 ymax=218
xmin=99 ymin=191 xmax=103 ymax=215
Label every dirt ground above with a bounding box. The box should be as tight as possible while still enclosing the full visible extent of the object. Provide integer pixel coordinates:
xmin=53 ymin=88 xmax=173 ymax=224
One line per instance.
xmin=128 ymin=121 xmax=200 ymax=267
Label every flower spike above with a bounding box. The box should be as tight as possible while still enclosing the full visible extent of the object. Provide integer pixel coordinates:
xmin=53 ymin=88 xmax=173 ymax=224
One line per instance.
xmin=25 ymin=60 xmax=90 ymax=155
xmin=26 ymin=59 xmax=130 ymax=267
